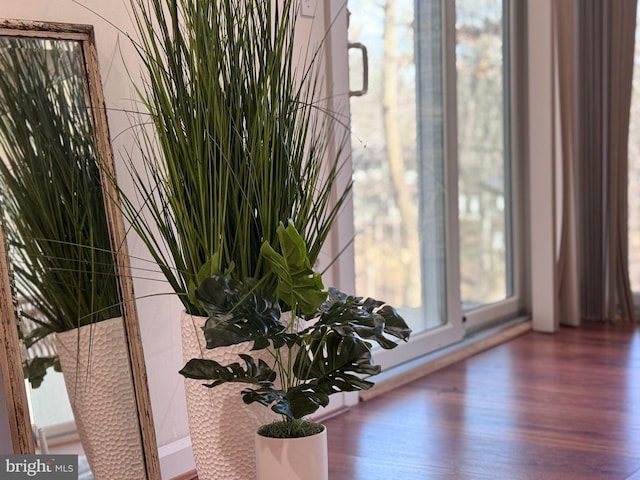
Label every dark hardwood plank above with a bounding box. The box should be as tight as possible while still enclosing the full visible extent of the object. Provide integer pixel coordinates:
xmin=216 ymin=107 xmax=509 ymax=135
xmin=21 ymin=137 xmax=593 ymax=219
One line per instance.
xmin=324 ymin=323 xmax=640 ymax=480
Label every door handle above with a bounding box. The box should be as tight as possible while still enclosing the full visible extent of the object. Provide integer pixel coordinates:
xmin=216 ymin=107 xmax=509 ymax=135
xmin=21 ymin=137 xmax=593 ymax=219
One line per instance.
xmin=348 ymin=42 xmax=368 ymax=97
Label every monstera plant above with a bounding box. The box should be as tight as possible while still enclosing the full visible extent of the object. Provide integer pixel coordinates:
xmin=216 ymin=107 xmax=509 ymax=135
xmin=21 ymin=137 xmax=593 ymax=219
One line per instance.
xmin=180 ymin=223 xmax=412 ymax=438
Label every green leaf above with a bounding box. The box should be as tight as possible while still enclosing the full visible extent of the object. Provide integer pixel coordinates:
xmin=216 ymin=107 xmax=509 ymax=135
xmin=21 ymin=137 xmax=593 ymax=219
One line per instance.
xmin=377 ymin=305 xmax=413 ymax=341
xmin=196 ymin=275 xmax=285 ymax=349
xmin=22 ymin=356 xmax=59 ymax=389
xmin=278 ymin=222 xmax=313 ymax=273
xmin=187 ymin=253 xmax=234 ymax=308
xmin=269 ymin=332 xmax=380 ymax=418
xmin=315 ymin=288 xmax=412 ymax=349
xmin=195 ymin=276 xmax=244 ymax=315
xmin=241 ymin=388 xmax=288 ymax=414
xmin=179 ymin=354 xmax=276 ymax=389
xmin=296 ymin=332 xmax=380 ymax=381
xmin=241 ymin=384 xmax=330 ymax=420
xmin=285 ymin=385 xmax=330 ymax=419
xmin=260 ymin=223 xmax=327 ymax=314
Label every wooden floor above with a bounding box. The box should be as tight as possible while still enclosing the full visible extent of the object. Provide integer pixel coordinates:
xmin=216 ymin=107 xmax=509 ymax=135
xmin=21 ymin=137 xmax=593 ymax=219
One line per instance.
xmin=323 ymin=323 xmax=640 ymax=480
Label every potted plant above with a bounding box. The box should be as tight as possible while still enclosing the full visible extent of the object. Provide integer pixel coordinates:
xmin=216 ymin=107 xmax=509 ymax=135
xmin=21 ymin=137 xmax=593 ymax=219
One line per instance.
xmin=180 ymin=223 xmax=411 ymax=479
xmin=0 ymin=36 xmax=145 ymax=479
xmin=118 ymin=0 xmax=350 ymax=477
xmin=0 ymin=36 xmax=121 ymax=376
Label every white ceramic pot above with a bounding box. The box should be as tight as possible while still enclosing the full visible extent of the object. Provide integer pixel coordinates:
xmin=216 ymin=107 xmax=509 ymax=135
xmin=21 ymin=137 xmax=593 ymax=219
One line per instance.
xmin=255 ymin=425 xmax=328 ymax=480
xmin=181 ymin=311 xmax=278 ymax=480
xmin=55 ymin=317 xmax=145 ymax=480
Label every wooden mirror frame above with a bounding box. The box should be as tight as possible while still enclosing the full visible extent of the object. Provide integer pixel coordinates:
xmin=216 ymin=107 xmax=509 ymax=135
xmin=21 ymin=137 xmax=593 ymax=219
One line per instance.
xmin=0 ymin=19 xmax=160 ymax=479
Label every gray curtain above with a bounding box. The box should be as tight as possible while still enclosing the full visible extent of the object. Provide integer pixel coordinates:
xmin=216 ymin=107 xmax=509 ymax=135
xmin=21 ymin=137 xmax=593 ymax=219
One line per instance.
xmin=574 ymin=0 xmax=637 ymax=321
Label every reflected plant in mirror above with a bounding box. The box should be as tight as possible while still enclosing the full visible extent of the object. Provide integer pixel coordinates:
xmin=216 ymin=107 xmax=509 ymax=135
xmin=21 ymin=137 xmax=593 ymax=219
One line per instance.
xmin=0 ymin=34 xmax=148 ymax=479
xmin=0 ymin=36 xmax=121 ymax=386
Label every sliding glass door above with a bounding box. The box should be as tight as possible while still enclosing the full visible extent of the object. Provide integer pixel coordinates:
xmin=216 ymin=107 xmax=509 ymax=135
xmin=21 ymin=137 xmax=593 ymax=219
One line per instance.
xmin=455 ymin=0 xmax=524 ymax=330
xmin=340 ymin=0 xmax=523 ymax=368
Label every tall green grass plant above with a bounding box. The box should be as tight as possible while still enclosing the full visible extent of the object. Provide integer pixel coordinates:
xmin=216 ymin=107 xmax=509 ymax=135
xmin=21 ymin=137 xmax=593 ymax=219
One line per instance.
xmin=0 ymin=37 xmax=123 ymax=385
xmin=0 ymin=37 xmax=122 ymax=339
xmin=121 ymin=0 xmax=350 ymax=315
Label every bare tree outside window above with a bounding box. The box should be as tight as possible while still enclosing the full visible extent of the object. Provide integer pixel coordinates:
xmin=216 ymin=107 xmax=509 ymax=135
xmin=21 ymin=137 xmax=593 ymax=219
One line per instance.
xmin=350 ymin=0 xmax=418 ymax=312
xmin=627 ymin=6 xmax=640 ymax=292
xmin=349 ymin=0 xmax=508 ymax=334
xmin=456 ymin=0 xmax=509 ymax=308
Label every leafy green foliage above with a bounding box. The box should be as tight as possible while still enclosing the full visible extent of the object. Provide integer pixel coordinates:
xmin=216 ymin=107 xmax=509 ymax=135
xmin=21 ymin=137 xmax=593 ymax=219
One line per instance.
xmin=0 ymin=38 xmax=122 ymax=385
xmin=315 ymin=289 xmax=413 ymax=350
xmin=257 ymin=419 xmax=324 ymax=439
xmin=194 ymin=276 xmax=289 ymax=350
xmin=260 ymin=223 xmax=327 ymax=315
xmin=119 ymin=0 xmax=351 ymax=315
xmin=180 ymin=354 xmax=276 ymax=389
xmin=180 ymin=223 xmax=412 ymax=425
xmin=0 ymin=38 xmax=122 ymax=333
xmin=22 ymin=356 xmax=61 ymax=389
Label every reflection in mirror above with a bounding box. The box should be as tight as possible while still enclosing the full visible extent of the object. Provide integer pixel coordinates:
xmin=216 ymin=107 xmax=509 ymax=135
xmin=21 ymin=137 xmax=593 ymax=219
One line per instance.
xmin=0 ymin=37 xmax=122 ymax=382
xmin=0 ymin=34 xmax=148 ymax=479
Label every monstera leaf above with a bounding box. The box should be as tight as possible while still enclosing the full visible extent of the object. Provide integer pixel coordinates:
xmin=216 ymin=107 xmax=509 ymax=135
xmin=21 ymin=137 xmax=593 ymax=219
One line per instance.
xmin=315 ymin=288 xmax=412 ymax=349
xmin=179 ymin=354 xmax=276 ymax=389
xmin=276 ymin=332 xmax=379 ymax=418
xmin=294 ymin=331 xmax=380 ymax=386
xmin=186 ymin=252 xmax=234 ymax=309
xmin=196 ymin=276 xmax=288 ymax=350
xmin=23 ymin=355 xmax=60 ymax=389
xmin=260 ymin=223 xmax=327 ymax=315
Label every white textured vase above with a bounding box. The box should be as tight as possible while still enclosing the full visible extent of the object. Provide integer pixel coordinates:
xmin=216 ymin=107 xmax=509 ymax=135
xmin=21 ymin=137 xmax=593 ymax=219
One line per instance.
xmin=181 ymin=311 xmax=277 ymax=480
xmin=55 ymin=317 xmax=145 ymax=480
xmin=255 ymin=425 xmax=328 ymax=480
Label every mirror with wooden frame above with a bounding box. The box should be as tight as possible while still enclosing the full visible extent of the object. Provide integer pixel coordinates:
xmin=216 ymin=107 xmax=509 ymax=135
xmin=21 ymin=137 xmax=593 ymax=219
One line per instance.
xmin=0 ymin=20 xmax=160 ymax=480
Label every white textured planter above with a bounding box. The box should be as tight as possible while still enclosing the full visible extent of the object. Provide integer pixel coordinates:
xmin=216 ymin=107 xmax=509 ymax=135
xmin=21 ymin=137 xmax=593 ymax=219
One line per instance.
xmin=55 ymin=317 xmax=145 ymax=480
xmin=255 ymin=425 xmax=328 ymax=480
xmin=181 ymin=311 xmax=277 ymax=480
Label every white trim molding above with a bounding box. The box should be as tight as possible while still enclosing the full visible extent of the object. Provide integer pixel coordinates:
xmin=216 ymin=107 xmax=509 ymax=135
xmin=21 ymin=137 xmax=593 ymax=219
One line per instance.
xmin=527 ymin=0 xmax=559 ymax=332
